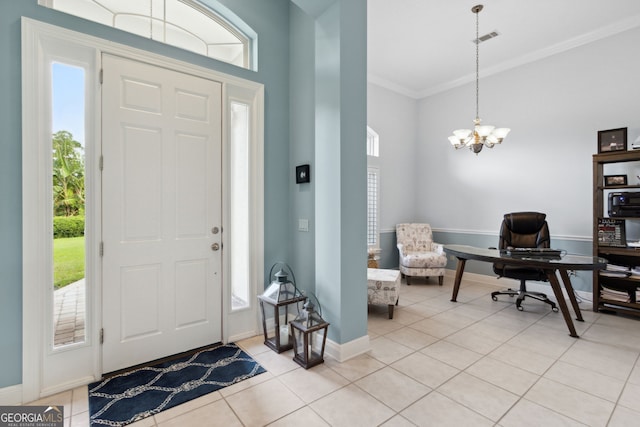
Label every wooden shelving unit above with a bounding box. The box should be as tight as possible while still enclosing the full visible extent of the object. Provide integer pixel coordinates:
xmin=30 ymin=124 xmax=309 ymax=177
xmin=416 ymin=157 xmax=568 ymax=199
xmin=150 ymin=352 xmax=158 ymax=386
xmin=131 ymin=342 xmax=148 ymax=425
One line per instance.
xmin=593 ymin=150 xmax=640 ymax=317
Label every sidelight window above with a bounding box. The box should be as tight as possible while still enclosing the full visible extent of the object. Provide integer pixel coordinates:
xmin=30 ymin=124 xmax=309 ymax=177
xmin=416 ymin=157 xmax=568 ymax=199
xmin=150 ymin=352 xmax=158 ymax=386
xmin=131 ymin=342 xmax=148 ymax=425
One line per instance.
xmin=230 ymin=101 xmax=250 ymax=310
xmin=52 ymin=62 xmax=87 ymax=348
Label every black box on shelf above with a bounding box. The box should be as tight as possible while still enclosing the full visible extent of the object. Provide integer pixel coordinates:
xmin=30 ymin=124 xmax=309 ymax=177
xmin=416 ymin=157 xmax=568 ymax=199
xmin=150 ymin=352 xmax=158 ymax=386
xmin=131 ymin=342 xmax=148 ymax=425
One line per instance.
xmin=598 ymin=218 xmax=627 ymax=247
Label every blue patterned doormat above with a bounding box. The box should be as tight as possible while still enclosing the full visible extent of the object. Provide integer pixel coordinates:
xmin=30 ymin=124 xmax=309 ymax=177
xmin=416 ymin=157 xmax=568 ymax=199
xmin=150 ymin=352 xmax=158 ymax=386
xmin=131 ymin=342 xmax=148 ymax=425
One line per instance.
xmin=88 ymin=343 xmax=266 ymax=426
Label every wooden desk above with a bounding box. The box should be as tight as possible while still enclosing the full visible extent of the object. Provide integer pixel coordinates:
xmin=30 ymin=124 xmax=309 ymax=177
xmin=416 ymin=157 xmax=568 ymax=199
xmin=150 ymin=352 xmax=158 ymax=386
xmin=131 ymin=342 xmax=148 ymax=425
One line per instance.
xmin=444 ymin=245 xmax=607 ymax=338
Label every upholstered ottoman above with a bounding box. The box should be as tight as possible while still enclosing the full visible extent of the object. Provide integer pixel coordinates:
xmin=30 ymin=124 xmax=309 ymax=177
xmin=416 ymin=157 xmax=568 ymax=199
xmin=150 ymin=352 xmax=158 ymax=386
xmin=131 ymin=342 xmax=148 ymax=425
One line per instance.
xmin=367 ymin=268 xmax=401 ymax=319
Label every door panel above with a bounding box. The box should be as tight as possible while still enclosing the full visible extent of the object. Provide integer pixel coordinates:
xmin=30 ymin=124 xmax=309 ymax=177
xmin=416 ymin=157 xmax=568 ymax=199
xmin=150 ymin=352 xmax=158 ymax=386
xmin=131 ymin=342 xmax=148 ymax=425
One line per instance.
xmin=175 ymin=260 xmax=208 ymax=328
xmin=102 ymin=54 xmax=222 ymax=373
xmin=120 ymin=265 xmax=161 ymax=340
xmin=122 ymin=126 xmax=162 ymax=241
xmin=175 ymin=133 xmax=209 ymax=237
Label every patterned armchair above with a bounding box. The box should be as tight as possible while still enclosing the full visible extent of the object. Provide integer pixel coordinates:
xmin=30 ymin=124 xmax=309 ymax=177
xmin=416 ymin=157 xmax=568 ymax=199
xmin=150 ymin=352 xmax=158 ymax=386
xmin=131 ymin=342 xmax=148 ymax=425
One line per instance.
xmin=396 ymin=223 xmax=447 ymax=285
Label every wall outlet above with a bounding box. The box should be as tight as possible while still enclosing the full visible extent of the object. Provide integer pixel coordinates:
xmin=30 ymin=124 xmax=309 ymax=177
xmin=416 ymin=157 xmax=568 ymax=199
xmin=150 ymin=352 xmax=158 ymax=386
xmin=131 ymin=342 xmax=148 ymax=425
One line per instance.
xmin=298 ymin=218 xmax=309 ymax=232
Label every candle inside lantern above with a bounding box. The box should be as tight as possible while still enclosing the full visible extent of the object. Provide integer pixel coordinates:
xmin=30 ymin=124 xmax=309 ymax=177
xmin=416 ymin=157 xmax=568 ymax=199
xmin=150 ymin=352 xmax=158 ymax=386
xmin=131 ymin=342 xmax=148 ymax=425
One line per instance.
xmin=279 ymin=324 xmax=289 ymax=345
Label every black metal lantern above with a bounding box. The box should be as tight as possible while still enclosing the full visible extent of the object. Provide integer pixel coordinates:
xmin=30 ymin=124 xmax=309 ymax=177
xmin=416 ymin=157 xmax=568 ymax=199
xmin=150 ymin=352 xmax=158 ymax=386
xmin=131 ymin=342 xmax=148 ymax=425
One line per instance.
xmin=290 ymin=298 xmax=330 ymax=369
xmin=258 ymin=262 xmax=306 ymax=353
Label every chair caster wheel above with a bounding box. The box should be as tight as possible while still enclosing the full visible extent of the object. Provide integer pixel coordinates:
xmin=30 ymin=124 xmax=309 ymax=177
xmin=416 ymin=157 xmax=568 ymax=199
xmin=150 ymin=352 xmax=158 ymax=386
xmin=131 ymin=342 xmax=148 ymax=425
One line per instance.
xmin=509 ymin=294 xmax=515 ymax=298
xmin=552 ymin=306 xmax=559 ymax=313
xmin=517 ymin=305 xmax=524 ymax=311
xmin=492 ymin=296 xmax=498 ymax=301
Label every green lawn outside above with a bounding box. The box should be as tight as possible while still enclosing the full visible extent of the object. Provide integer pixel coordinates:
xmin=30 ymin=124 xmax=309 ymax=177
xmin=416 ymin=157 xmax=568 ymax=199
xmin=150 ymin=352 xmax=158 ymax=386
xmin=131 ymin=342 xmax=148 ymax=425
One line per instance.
xmin=54 ymin=236 xmax=85 ymax=289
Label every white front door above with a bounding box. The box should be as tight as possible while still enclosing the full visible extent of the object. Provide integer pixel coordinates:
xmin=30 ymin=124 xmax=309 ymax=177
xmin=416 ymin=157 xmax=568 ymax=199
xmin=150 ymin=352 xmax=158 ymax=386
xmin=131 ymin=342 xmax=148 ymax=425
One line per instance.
xmin=101 ymin=54 xmax=222 ymax=373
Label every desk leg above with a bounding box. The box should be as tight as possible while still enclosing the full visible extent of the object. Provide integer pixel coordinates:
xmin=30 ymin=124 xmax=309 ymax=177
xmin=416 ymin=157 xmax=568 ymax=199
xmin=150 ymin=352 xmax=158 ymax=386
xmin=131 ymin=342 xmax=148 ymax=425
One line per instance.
xmin=451 ymin=258 xmax=466 ymax=302
xmin=546 ymin=270 xmax=578 ymax=338
xmin=559 ymin=269 xmax=584 ymax=322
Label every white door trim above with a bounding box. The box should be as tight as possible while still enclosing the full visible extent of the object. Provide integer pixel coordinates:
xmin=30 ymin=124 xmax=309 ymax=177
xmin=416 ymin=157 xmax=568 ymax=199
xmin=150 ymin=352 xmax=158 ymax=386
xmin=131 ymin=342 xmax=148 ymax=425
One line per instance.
xmin=21 ymin=18 xmax=102 ymax=400
xmin=21 ymin=17 xmax=264 ymax=403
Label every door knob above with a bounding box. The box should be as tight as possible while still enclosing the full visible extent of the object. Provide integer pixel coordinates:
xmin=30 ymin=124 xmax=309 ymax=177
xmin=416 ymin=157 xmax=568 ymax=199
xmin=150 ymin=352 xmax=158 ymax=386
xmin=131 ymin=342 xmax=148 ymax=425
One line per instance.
xmin=211 ymin=243 xmax=220 ymax=251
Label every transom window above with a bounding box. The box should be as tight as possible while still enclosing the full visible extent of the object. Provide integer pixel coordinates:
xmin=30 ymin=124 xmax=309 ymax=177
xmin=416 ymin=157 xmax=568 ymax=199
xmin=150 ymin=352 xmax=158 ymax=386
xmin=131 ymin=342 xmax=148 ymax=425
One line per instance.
xmin=39 ymin=0 xmax=255 ymax=69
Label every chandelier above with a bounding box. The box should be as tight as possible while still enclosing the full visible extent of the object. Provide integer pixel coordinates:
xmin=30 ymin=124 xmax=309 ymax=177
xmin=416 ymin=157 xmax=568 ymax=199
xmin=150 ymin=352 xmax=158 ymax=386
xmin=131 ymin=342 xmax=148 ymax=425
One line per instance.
xmin=448 ymin=4 xmax=510 ymax=154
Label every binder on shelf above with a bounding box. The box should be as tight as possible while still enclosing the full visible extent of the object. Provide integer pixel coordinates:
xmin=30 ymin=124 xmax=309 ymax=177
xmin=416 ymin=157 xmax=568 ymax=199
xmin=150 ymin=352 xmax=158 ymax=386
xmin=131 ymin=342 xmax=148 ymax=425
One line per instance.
xmin=597 ymin=218 xmax=626 ymax=247
xmin=600 ymin=264 xmax=631 ymax=278
xmin=600 ymin=270 xmax=631 ymax=278
xmin=600 ymin=286 xmax=631 ymax=302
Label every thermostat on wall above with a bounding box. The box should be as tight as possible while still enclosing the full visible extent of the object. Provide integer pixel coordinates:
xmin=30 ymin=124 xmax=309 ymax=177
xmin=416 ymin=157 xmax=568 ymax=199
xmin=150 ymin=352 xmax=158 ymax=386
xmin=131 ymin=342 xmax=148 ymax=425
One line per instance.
xmin=296 ymin=164 xmax=310 ymax=183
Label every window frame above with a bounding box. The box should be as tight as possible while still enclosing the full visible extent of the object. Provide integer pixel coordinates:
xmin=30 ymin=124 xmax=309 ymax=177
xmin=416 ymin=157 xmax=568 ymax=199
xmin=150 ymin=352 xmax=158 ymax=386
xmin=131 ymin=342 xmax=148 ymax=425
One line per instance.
xmin=367 ymin=166 xmax=380 ymax=249
xmin=366 ymin=126 xmax=380 ymax=249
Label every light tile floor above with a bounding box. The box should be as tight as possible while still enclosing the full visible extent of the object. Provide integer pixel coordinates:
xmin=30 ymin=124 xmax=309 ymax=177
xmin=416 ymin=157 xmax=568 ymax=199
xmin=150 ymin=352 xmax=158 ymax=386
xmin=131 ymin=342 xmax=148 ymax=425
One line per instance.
xmin=31 ymin=274 xmax=640 ymax=426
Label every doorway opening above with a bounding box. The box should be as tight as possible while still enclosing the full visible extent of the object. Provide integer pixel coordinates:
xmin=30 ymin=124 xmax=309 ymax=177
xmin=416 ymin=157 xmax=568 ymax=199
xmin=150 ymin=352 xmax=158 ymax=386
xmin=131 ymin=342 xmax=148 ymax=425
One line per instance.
xmin=23 ymin=18 xmax=264 ymax=401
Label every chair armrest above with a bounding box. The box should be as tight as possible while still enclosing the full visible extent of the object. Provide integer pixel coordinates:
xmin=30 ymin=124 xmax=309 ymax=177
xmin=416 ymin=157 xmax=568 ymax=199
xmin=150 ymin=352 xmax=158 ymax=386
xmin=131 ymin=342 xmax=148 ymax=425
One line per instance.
xmin=396 ymin=243 xmax=405 ymax=256
xmin=431 ymin=242 xmax=444 ymax=255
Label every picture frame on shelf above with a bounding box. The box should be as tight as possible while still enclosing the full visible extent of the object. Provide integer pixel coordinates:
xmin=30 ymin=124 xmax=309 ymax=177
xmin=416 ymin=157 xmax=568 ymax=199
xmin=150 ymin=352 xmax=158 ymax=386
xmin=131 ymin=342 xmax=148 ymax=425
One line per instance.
xmin=604 ymin=174 xmax=627 ymax=186
xmin=598 ymin=127 xmax=627 ymax=153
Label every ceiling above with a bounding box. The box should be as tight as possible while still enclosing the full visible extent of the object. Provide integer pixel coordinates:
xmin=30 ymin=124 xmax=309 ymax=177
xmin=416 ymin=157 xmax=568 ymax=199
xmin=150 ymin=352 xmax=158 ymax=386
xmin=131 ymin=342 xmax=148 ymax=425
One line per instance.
xmin=367 ymin=0 xmax=640 ymax=99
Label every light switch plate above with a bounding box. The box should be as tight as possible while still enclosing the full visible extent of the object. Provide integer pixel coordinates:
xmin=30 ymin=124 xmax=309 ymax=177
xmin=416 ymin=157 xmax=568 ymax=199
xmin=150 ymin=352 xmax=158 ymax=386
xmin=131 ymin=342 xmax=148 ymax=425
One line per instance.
xmin=298 ymin=219 xmax=309 ymax=232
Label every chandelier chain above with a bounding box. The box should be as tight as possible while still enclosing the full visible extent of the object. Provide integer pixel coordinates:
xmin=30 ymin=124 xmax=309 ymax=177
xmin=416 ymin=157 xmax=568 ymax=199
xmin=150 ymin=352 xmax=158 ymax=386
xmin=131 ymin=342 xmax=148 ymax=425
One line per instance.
xmin=475 ymin=8 xmax=479 ymax=121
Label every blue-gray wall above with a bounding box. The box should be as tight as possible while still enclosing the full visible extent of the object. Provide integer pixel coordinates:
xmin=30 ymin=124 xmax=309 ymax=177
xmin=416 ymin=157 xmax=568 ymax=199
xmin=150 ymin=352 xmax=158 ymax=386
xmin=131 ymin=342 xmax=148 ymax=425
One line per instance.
xmin=293 ymin=0 xmax=368 ymax=344
xmin=320 ymin=0 xmax=367 ymax=343
xmin=0 ymin=0 xmax=24 ymax=390
xmin=289 ymin=5 xmax=316 ymax=294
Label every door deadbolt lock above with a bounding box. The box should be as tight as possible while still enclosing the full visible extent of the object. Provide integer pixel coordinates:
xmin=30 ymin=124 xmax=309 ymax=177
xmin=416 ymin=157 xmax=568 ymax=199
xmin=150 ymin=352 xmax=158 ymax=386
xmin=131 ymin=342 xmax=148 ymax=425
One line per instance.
xmin=211 ymin=243 xmax=220 ymax=251
xmin=211 ymin=227 xmax=219 ymax=234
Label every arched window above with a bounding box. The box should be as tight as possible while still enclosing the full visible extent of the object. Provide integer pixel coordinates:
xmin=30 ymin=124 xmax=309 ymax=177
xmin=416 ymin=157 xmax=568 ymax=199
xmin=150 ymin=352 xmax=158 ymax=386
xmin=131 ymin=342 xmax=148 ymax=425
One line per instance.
xmin=38 ymin=0 xmax=256 ymax=70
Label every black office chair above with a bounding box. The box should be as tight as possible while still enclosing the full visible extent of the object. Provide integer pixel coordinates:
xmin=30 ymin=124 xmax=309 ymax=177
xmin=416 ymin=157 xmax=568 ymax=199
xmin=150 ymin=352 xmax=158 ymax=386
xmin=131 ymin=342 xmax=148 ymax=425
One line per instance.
xmin=491 ymin=212 xmax=558 ymax=312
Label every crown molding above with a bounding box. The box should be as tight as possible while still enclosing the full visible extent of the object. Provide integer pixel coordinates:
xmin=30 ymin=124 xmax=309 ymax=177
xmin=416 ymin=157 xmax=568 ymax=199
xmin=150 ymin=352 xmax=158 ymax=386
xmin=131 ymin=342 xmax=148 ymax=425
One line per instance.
xmin=371 ymin=14 xmax=640 ymax=100
xmin=367 ymin=73 xmax=421 ymax=99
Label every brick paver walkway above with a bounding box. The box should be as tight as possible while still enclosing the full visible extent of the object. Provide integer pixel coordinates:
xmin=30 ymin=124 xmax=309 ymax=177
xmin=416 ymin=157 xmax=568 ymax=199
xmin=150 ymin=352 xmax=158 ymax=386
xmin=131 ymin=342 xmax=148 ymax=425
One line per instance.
xmin=54 ymin=279 xmax=85 ymax=347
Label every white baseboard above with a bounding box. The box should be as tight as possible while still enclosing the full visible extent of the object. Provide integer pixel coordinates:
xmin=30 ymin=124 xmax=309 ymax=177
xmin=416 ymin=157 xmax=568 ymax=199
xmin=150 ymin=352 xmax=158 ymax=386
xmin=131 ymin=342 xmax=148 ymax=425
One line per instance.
xmin=40 ymin=376 xmax=95 ymax=399
xmin=0 ymin=384 xmax=23 ymax=405
xmin=228 ymin=330 xmax=260 ymax=344
xmin=324 ymin=334 xmax=370 ymax=363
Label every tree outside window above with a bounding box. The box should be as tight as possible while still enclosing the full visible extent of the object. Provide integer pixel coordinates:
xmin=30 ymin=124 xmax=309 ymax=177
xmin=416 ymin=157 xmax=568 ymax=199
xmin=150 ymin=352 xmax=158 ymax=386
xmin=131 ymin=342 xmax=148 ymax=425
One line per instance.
xmin=52 ymin=130 xmax=85 ymax=217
